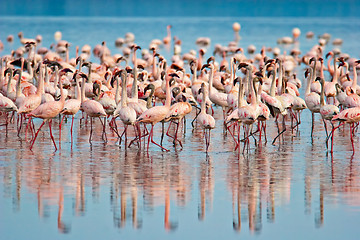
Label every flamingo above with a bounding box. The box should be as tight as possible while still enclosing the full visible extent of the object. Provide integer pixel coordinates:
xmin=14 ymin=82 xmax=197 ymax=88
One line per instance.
xmin=305 ymin=57 xmax=321 ymax=137
xmin=164 ymin=92 xmax=193 ymax=148
xmin=60 ymin=71 xmax=85 ymax=144
xmin=332 ymin=107 xmax=360 ymax=154
xmin=113 ymin=70 xmax=137 ymax=145
xmin=17 ymin=61 xmax=45 ymax=136
xmin=202 ymin=59 xmax=229 ymax=121
xmin=28 ymin=68 xmax=73 ymax=151
xmin=135 ymin=73 xmax=175 ymax=152
xmin=343 ymin=60 xmax=360 ymax=108
xmin=80 ymin=66 xmax=107 ymax=143
xmin=127 ymin=64 xmax=147 ymax=116
xmin=237 ymin=64 xmax=261 ymax=150
xmin=225 ymin=76 xmax=245 ymax=148
xmin=324 ymin=52 xmax=338 ymax=104
xmin=316 ymin=77 xmax=339 ymax=146
xmin=197 ymin=83 xmax=215 ymax=153
xmin=0 ymin=92 xmax=18 ymax=133
xmin=163 ymin=25 xmax=172 ymax=45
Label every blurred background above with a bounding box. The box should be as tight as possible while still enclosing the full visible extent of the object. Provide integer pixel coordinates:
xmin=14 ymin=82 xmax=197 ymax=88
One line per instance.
xmin=1 ymin=0 xmax=360 ymax=17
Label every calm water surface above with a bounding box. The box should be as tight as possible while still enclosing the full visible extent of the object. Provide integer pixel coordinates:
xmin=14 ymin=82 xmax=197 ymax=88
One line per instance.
xmin=1 ymin=17 xmax=360 ymax=240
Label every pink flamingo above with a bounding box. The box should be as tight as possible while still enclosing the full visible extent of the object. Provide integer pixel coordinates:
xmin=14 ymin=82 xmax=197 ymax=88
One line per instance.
xmin=28 ymin=68 xmax=72 ymax=151
xmin=80 ymin=68 xmax=107 ymax=143
xmin=343 ymin=60 xmax=360 ymax=108
xmin=316 ymin=77 xmax=339 ymax=146
xmin=18 ymin=61 xmax=45 ymax=137
xmin=113 ymin=70 xmax=137 ymax=145
xmin=202 ymin=59 xmax=229 ymax=121
xmin=164 ymin=93 xmax=192 ymax=148
xmin=0 ymin=92 xmax=18 ymax=133
xmin=60 ymin=71 xmax=85 ymax=144
xmin=324 ymin=52 xmax=338 ymax=104
xmin=305 ymin=57 xmax=321 ymax=137
xmin=135 ymin=73 xmax=174 ymax=152
xmin=237 ymin=64 xmax=261 ymax=149
xmin=163 ymin=25 xmax=172 ymax=45
xmin=332 ymin=107 xmax=360 ymax=153
xmin=197 ymin=83 xmax=215 ymax=152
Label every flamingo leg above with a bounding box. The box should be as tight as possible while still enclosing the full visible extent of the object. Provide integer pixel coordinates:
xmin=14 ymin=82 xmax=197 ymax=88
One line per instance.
xmin=204 ymin=129 xmax=208 ymax=152
xmin=132 ymin=125 xmax=140 ymax=148
xmin=191 ymin=106 xmax=201 ymax=128
xmin=183 ymin=116 xmax=186 ymax=134
xmin=119 ymin=125 xmax=127 ymax=145
xmin=99 ymin=117 xmax=107 ymax=143
xmin=147 ymin=125 xmax=152 ymax=151
xmin=108 ymin=117 xmax=121 ymax=138
xmin=30 ymin=120 xmax=46 ymax=150
xmin=272 ymin=125 xmax=286 ymax=145
xmin=207 ymin=129 xmax=212 ymax=152
xmin=17 ymin=113 xmax=23 ymax=137
xmin=173 ymin=120 xmax=183 ymax=148
xmin=311 ymin=112 xmax=315 ymax=138
xmin=263 ymin=121 xmax=268 ymax=143
xmin=150 ymin=124 xmax=169 ymax=152
xmin=48 ymin=120 xmax=57 ymax=151
xmin=226 ymin=121 xmax=237 ymax=143
xmin=71 ymin=115 xmax=75 ymax=146
xmin=60 ymin=115 xmax=66 ymax=144
xmin=322 ymin=119 xmax=329 ymax=148
xmin=89 ymin=117 xmax=93 ymax=143
xmin=160 ymin=121 xmax=165 ymax=146
xmin=330 ymin=122 xmax=345 ymax=153
xmin=25 ymin=116 xmax=32 ymax=140
xmin=350 ymin=124 xmax=355 ymax=153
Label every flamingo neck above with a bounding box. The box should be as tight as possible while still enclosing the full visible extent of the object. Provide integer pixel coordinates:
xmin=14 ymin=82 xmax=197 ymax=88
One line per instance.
xmin=208 ymin=66 xmax=214 ymax=95
xmin=332 ymin=58 xmax=338 ymax=83
xmin=87 ymin=65 xmax=92 ymax=83
xmin=320 ymin=80 xmax=325 ymax=106
xmin=37 ymin=67 xmax=44 ymax=96
xmin=81 ymin=75 xmax=86 ymax=103
xmin=352 ymin=62 xmax=358 ymax=89
xmin=146 ymin=86 xmax=154 ymax=109
xmin=320 ymin=61 xmax=324 ymax=79
xmin=277 ymin=61 xmax=283 ymax=94
xmin=115 ymin=76 xmax=120 ymax=104
xmin=237 ymin=82 xmax=245 ymax=108
xmin=59 ymin=77 xmax=65 ymax=104
xmin=6 ymin=72 xmax=13 ymax=95
xmin=201 ymin=88 xmax=206 ymax=113
xmin=16 ymin=71 xmax=22 ymax=97
xmin=165 ymin=79 xmax=171 ymax=107
xmin=327 ymin=54 xmax=333 ymax=76
xmin=270 ymin=65 xmax=278 ymax=97
xmin=131 ymin=67 xmax=138 ymax=100
xmin=230 ymin=58 xmax=234 ymax=84
xmin=121 ymin=74 xmax=127 ymax=108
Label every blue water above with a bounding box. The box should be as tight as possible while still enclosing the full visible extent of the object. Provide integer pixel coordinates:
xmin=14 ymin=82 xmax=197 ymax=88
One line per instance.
xmin=1 ymin=14 xmax=360 ymax=240
xmin=1 ymin=0 xmax=360 ymax=17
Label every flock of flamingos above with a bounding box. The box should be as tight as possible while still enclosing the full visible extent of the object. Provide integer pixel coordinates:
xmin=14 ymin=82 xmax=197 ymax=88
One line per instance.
xmin=0 ymin=23 xmax=359 ymax=153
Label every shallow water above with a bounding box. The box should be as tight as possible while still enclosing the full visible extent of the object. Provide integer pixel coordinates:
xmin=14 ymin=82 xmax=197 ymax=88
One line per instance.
xmin=1 ymin=16 xmax=360 ymax=240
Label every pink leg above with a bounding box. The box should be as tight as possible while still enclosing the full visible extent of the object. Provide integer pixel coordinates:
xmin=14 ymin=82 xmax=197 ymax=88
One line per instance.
xmin=60 ymin=115 xmax=66 ymax=144
xmin=30 ymin=120 xmax=46 ymax=150
xmin=25 ymin=116 xmax=32 ymax=140
xmin=174 ymin=121 xmax=183 ymax=148
xmin=89 ymin=117 xmax=93 ymax=143
xmin=48 ymin=120 xmax=57 ymax=151
xmin=350 ymin=124 xmax=354 ymax=153
xmin=71 ymin=115 xmax=75 ymax=145
xmin=147 ymin=125 xmax=152 ymax=151
xmin=150 ymin=125 xmax=170 ymax=151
